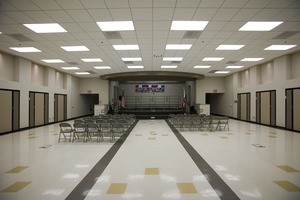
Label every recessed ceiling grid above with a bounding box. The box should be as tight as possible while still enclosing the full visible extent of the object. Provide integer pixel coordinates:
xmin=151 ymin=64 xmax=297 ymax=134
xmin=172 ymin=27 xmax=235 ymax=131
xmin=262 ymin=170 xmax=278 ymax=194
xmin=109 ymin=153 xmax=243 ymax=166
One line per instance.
xmin=0 ymin=0 xmax=299 ymax=77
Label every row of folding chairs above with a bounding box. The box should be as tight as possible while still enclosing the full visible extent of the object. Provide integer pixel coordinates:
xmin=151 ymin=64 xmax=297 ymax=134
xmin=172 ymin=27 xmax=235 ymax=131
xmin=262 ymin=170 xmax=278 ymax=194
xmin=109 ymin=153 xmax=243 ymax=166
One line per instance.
xmin=169 ymin=114 xmax=229 ymax=132
xmin=58 ymin=115 xmax=135 ymax=143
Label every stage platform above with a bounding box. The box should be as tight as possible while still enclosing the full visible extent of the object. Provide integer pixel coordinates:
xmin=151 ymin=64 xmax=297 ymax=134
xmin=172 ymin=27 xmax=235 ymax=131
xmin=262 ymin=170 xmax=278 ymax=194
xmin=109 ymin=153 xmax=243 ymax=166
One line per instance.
xmin=117 ymin=109 xmax=186 ymax=119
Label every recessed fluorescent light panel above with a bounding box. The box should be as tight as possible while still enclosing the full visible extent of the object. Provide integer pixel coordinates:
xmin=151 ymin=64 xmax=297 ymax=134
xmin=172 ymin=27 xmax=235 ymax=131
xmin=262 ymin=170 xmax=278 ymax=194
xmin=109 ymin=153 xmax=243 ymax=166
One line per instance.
xmin=171 ymin=21 xmax=209 ymax=31
xmin=241 ymin=58 xmax=264 ymax=61
xmin=122 ymin=57 xmax=142 ymax=61
xmin=10 ymin=47 xmax=41 ymax=52
xmin=97 ymin=21 xmax=134 ymax=31
xmin=61 ymin=67 xmax=79 ymax=70
xmin=202 ymin=57 xmax=224 ymax=61
xmin=226 ymin=66 xmax=243 ymax=69
xmin=161 ymin=65 xmax=177 ymax=69
xmin=239 ymin=21 xmax=283 ymax=31
xmin=23 ymin=23 xmax=67 ymax=33
xmin=127 ymin=66 xmax=144 ymax=69
xmin=166 ymin=44 xmax=192 ymax=50
xmin=75 ymin=72 xmax=90 ymax=75
xmin=113 ymin=45 xmax=139 ymax=50
xmin=94 ymin=66 xmax=111 ymax=69
xmin=0 ymin=32 xmax=2 ymax=34
xmin=61 ymin=46 xmax=89 ymax=52
xmin=194 ymin=65 xmax=211 ymax=68
xmin=215 ymin=71 xmax=230 ymax=74
xmin=216 ymin=45 xmax=245 ymax=50
xmin=42 ymin=59 xmax=65 ymax=63
xmin=264 ymin=45 xmax=297 ymax=50
xmin=81 ymin=58 xmax=103 ymax=62
xmin=163 ymin=57 xmax=183 ymax=61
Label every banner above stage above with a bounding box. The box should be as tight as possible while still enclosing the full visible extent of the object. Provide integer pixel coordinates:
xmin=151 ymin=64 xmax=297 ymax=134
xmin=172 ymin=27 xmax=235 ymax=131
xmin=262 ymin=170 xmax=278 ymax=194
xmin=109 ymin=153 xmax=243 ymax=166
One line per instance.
xmin=135 ymin=84 xmax=165 ymax=93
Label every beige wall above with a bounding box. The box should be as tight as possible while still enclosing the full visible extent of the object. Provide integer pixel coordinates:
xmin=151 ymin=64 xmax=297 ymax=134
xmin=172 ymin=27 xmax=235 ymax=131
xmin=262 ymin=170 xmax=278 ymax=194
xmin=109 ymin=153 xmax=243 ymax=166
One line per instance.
xmin=79 ymin=78 xmax=109 ymax=105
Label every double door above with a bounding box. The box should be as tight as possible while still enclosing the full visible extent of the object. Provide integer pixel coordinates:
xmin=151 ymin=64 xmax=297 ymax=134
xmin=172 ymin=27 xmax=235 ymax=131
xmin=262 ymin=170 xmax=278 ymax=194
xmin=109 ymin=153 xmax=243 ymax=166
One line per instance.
xmin=54 ymin=94 xmax=67 ymax=122
xmin=237 ymin=93 xmax=250 ymax=121
xmin=286 ymin=88 xmax=300 ymax=131
xmin=29 ymin=92 xmax=49 ymax=127
xmin=256 ymin=90 xmax=276 ymax=126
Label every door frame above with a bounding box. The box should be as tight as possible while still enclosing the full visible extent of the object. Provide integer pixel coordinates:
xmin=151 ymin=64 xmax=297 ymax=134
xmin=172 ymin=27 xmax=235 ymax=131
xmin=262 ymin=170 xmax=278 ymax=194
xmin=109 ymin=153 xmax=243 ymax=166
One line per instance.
xmin=29 ymin=91 xmax=49 ymax=127
xmin=285 ymin=87 xmax=300 ymax=131
xmin=256 ymin=90 xmax=276 ymax=127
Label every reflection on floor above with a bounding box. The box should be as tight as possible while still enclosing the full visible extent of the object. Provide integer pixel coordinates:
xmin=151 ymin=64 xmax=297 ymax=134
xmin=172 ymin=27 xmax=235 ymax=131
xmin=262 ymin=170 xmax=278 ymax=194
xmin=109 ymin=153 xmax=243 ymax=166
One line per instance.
xmin=0 ymin=119 xmax=299 ymax=200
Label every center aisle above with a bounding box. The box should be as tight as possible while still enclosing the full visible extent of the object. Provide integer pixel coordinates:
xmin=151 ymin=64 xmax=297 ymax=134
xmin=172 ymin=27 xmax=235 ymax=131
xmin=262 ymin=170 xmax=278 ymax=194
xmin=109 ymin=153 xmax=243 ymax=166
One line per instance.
xmin=85 ymin=119 xmax=220 ymax=200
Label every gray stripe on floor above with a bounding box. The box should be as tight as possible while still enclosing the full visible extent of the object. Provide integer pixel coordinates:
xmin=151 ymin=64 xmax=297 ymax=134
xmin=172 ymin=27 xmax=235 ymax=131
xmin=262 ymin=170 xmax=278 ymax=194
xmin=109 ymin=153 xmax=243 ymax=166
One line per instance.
xmin=65 ymin=120 xmax=138 ymax=200
xmin=166 ymin=119 xmax=240 ymax=200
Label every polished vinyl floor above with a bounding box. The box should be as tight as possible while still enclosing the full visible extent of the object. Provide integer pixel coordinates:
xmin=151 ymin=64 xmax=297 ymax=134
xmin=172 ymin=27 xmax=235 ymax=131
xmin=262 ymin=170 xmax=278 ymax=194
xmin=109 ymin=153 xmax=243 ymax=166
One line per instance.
xmin=0 ymin=118 xmax=300 ymax=200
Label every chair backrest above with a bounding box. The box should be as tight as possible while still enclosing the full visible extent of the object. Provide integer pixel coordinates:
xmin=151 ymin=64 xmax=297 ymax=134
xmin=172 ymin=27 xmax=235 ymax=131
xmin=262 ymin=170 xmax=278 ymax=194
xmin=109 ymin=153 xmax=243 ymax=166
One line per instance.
xmin=59 ymin=123 xmax=72 ymax=132
xmin=73 ymin=123 xmax=86 ymax=132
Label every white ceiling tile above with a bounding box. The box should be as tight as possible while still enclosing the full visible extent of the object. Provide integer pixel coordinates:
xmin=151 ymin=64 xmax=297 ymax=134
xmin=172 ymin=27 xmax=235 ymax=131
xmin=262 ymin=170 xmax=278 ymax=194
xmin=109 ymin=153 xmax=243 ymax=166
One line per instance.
xmin=60 ymin=23 xmax=83 ymax=32
xmin=8 ymin=0 xmax=40 ymax=10
xmin=222 ymin=0 xmax=248 ymax=8
xmin=137 ymin=31 xmax=152 ymax=39
xmin=243 ymin=0 xmax=273 ymax=8
xmin=231 ymin=9 xmax=261 ymax=21
xmin=0 ymin=0 xmax=18 ymax=11
xmin=120 ymin=32 xmax=136 ymax=39
xmin=193 ymin=8 xmax=218 ymax=20
xmin=153 ymin=21 xmax=172 ymax=30
xmin=153 ymin=8 xmax=174 ymax=20
xmin=105 ymin=0 xmax=130 ymax=8
xmin=212 ymin=8 xmax=240 ymax=21
xmin=173 ymin=8 xmax=197 ymax=20
xmin=288 ymin=0 xmax=300 ymax=8
xmin=176 ymin=0 xmax=200 ymax=7
xmin=87 ymin=32 xmax=106 ymax=40
xmin=67 ymin=10 xmax=94 ymax=22
xmin=71 ymin=32 xmax=91 ymax=40
xmin=270 ymin=8 xmax=300 ymax=21
xmin=168 ymin=31 xmax=185 ymax=38
xmin=24 ymin=11 xmax=55 ymax=23
xmin=266 ymin=0 xmax=296 ymax=8
xmin=45 ymin=10 xmax=74 ymax=23
xmin=56 ymin=0 xmax=84 ymax=9
xmin=138 ymin=39 xmax=152 ymax=44
xmin=199 ymin=0 xmax=224 ymax=7
xmin=131 ymin=8 xmax=152 ymax=20
xmin=110 ymin=8 xmax=132 ymax=20
xmin=153 ymin=31 xmax=169 ymax=39
xmin=153 ymin=0 xmax=176 ymax=7
xmin=222 ymin=22 xmax=244 ymax=31
xmin=3 ymin=11 xmax=35 ymax=23
xmin=252 ymin=9 xmax=282 ymax=20
xmin=80 ymin=0 xmax=107 ymax=8
xmin=78 ymin=23 xmax=100 ymax=32
xmin=129 ymin=0 xmax=152 ymax=7
xmin=205 ymin=21 xmax=227 ymax=31
xmin=88 ymin=9 xmax=113 ymax=21
xmin=32 ymin=0 xmax=62 ymax=10
xmin=134 ymin=21 xmax=153 ymax=31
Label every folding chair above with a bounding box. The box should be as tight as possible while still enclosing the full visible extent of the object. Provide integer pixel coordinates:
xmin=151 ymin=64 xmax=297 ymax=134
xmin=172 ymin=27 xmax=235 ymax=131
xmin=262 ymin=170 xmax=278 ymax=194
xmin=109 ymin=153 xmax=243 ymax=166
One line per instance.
xmin=58 ymin=123 xmax=73 ymax=143
xmin=219 ymin=117 xmax=229 ymax=131
xmin=73 ymin=123 xmax=87 ymax=142
xmin=99 ymin=123 xmax=113 ymax=142
xmin=86 ymin=123 xmax=101 ymax=142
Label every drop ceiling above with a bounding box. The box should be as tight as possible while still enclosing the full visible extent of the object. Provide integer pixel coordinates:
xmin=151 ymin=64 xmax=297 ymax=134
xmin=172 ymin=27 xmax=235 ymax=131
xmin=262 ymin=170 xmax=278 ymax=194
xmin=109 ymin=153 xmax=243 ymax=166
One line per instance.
xmin=0 ymin=0 xmax=299 ymax=78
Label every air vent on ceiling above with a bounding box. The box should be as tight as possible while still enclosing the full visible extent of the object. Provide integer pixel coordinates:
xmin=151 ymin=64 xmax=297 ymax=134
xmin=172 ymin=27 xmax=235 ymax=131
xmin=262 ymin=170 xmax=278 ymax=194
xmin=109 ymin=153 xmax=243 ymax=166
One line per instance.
xmin=103 ymin=31 xmax=122 ymax=39
xmin=208 ymin=70 xmax=218 ymax=73
xmin=183 ymin=31 xmax=202 ymax=39
xmin=7 ymin=34 xmax=33 ymax=42
xmin=226 ymin=61 xmax=238 ymax=64
xmin=67 ymin=62 xmax=79 ymax=65
xmin=86 ymin=71 xmax=97 ymax=74
xmin=273 ymin=31 xmax=300 ymax=39
xmin=171 ymin=61 xmax=181 ymax=65
xmin=123 ymin=61 xmax=134 ymax=65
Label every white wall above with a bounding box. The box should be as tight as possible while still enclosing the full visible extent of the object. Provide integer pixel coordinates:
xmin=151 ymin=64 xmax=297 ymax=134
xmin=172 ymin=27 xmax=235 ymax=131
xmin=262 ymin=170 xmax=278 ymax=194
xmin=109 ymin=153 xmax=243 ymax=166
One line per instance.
xmin=195 ymin=77 xmax=225 ymax=104
xmin=79 ymin=78 xmax=109 ymax=105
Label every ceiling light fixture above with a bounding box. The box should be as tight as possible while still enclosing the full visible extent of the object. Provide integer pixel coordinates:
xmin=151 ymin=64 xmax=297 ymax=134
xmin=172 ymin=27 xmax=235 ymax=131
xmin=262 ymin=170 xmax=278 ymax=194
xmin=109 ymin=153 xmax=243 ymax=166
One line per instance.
xmin=215 ymin=71 xmax=230 ymax=74
xmin=226 ymin=66 xmax=244 ymax=69
xmin=171 ymin=21 xmax=209 ymax=31
xmin=166 ymin=44 xmax=192 ymax=50
xmin=194 ymin=65 xmax=211 ymax=68
xmin=161 ymin=65 xmax=177 ymax=68
xmin=264 ymin=45 xmax=297 ymax=50
xmin=42 ymin=59 xmax=65 ymax=63
xmin=163 ymin=57 xmax=183 ymax=61
xmin=23 ymin=23 xmax=67 ymax=33
xmin=81 ymin=58 xmax=103 ymax=62
xmin=216 ymin=45 xmax=245 ymax=50
xmin=94 ymin=66 xmax=111 ymax=69
xmin=113 ymin=45 xmax=139 ymax=50
xmin=61 ymin=46 xmax=89 ymax=52
xmin=239 ymin=21 xmax=283 ymax=31
xmin=241 ymin=58 xmax=264 ymax=61
xmin=96 ymin=21 xmax=134 ymax=31
xmin=202 ymin=57 xmax=224 ymax=61
xmin=10 ymin=47 xmax=41 ymax=52
xmin=75 ymin=72 xmax=90 ymax=75
xmin=127 ymin=66 xmax=144 ymax=69
xmin=61 ymin=67 xmax=79 ymax=70
xmin=122 ymin=57 xmax=142 ymax=61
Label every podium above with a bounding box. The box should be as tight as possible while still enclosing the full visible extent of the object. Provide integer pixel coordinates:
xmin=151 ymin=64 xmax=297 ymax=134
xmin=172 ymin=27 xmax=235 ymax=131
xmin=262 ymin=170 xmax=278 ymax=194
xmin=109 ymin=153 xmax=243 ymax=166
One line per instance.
xmin=94 ymin=104 xmax=108 ymax=116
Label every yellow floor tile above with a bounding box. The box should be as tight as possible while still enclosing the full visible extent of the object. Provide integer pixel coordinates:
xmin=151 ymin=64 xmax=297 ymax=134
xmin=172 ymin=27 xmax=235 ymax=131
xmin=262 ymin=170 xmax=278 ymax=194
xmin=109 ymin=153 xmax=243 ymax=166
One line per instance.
xmin=270 ymin=132 xmax=277 ymax=135
xmin=145 ymin=168 xmax=159 ymax=175
xmin=6 ymin=166 xmax=28 ymax=173
xmin=177 ymin=183 xmax=197 ymax=194
xmin=227 ymin=133 xmax=234 ymax=135
xmin=201 ymin=133 xmax=208 ymax=136
xmin=1 ymin=182 xmax=31 ymax=192
xmin=277 ymin=166 xmax=300 ymax=172
xmin=135 ymin=134 xmax=142 ymax=136
xmin=28 ymin=136 xmax=36 ymax=139
xmin=107 ymin=183 xmax=127 ymax=194
xmin=220 ymin=136 xmax=228 ymax=139
xmin=245 ymin=132 xmax=253 ymax=135
xmin=269 ymin=135 xmax=277 ymax=138
xmin=161 ymin=134 xmax=169 ymax=136
xmin=274 ymin=181 xmax=300 ymax=192
xmin=148 ymin=137 xmax=156 ymax=140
